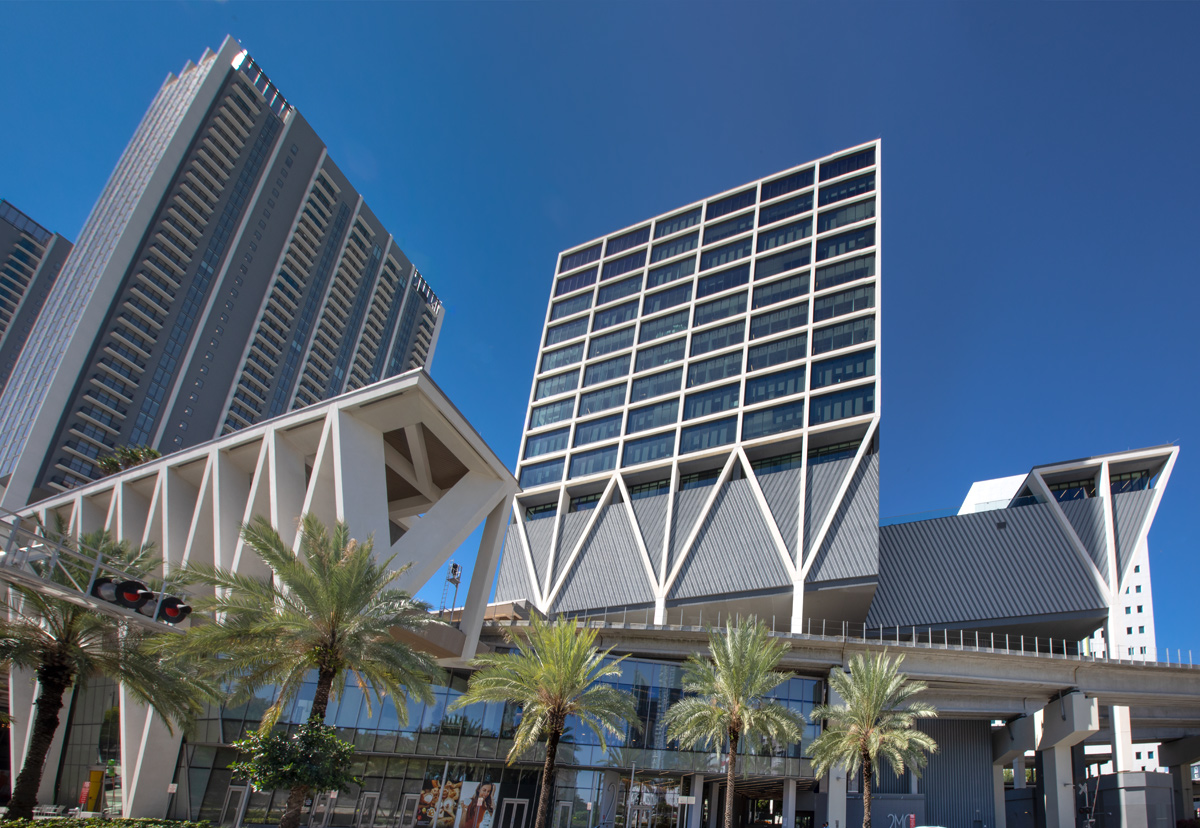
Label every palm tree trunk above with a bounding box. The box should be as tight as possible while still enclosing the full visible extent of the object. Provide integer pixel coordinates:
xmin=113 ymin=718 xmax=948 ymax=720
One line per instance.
xmin=278 ymin=667 xmax=339 ymax=828
xmin=7 ymin=664 xmax=73 ymax=821
xmin=533 ymin=718 xmax=563 ymax=828
xmin=861 ymin=754 xmax=872 ymax=828
xmin=724 ymin=730 xmax=739 ymax=828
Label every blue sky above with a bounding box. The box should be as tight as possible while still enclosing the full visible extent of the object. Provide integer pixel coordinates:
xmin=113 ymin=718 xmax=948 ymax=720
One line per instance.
xmin=2 ymin=2 xmax=1197 ymax=655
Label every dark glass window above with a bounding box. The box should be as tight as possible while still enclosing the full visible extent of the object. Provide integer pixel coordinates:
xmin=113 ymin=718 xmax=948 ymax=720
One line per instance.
xmin=687 ymin=351 xmax=742 ymax=387
xmin=810 ymin=439 xmax=861 ymax=465
xmin=704 ymin=212 xmax=755 ymax=246
xmin=757 ymin=219 xmax=812 ymax=253
xmin=819 ymin=147 xmax=875 ymax=181
xmin=583 ymin=354 xmax=630 ymax=387
xmin=680 ymin=469 xmax=721 ymax=490
xmin=742 ymin=400 xmax=805 ymax=440
xmin=747 ymin=333 xmax=807 ymax=371
xmin=607 ymin=226 xmax=651 ymax=256
xmin=813 ymin=285 xmax=875 ymax=322
xmin=541 ymin=342 xmax=584 ymax=373
xmin=647 ymin=256 xmax=696 ymax=288
xmin=623 ymin=433 xmax=676 ymax=467
xmin=593 ymin=300 xmax=639 ymax=331
xmin=812 ymin=316 xmax=875 ymax=354
xmin=525 ymin=502 xmax=558 ymax=521
xmin=690 ymin=321 xmax=744 ymax=357
xmin=811 ymin=348 xmax=875 ymax=389
xmin=635 ymin=338 xmax=686 ymax=372
xmin=630 ymin=368 xmax=682 ymax=402
xmin=602 ymin=250 xmax=647 ymax=280
xmin=759 ymin=193 xmax=813 ymax=228
xmin=809 ymin=384 xmax=875 ymax=425
xmin=574 ymin=414 xmax=622 ymax=447
xmin=643 ymin=283 xmax=692 ymax=315
xmin=700 ymin=238 xmax=752 ymax=271
xmin=697 ymin=263 xmax=750 ymax=299
xmin=707 ymin=188 xmax=756 ymax=221
xmin=560 ymin=244 xmax=601 ymax=274
xmin=551 ymin=293 xmax=592 ymax=321
xmin=655 ymin=208 xmax=701 ymax=239
xmin=818 ymin=172 xmax=875 ymax=207
xmin=578 ymin=383 xmax=626 ymax=416
xmin=762 ymin=168 xmax=814 ymax=200
xmin=639 ymin=310 xmax=689 ymax=343
xmin=588 ymin=326 xmax=635 ymax=358
xmin=529 ymin=398 xmax=574 ymax=429
xmin=750 ymin=302 xmax=808 ymax=340
xmin=815 ymin=254 xmax=875 ymax=291
xmin=751 ymin=451 xmax=804 ymax=475
xmin=555 ymin=266 xmax=598 ymax=296
xmin=755 ymin=246 xmax=811 ymax=281
xmin=524 ymin=428 xmax=569 ymax=459
xmin=569 ymin=446 xmax=617 ymax=478
xmin=545 ymin=317 xmax=588 ymax=346
xmin=651 ymin=231 xmax=699 ymax=263
xmin=753 ymin=272 xmax=809 ymax=309
xmin=626 ymin=400 xmax=679 ymax=434
xmin=534 ymin=370 xmax=579 ymax=400
xmin=570 ymin=493 xmax=603 ymax=512
xmin=818 ymin=198 xmax=876 ymax=233
xmin=680 ymin=417 xmax=737 ymax=454
xmin=684 ymin=383 xmax=739 ymax=419
xmin=693 ymin=292 xmax=747 ymax=327
xmin=745 ymin=366 xmax=805 ymax=405
xmin=519 ymin=458 xmax=564 ymax=488
xmin=597 ymin=274 xmax=643 ymax=306
xmin=629 ymin=478 xmax=671 ymax=499
xmin=816 ymin=226 xmax=875 ymax=262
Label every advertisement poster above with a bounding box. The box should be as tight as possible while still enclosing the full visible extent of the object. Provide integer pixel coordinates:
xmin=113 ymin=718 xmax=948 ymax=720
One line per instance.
xmin=454 ymin=782 xmax=497 ymax=828
xmin=417 ymin=769 xmax=464 ymax=828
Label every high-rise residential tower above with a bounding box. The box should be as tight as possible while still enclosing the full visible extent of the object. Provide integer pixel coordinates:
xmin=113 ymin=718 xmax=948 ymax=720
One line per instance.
xmin=0 ymin=201 xmax=73 ymax=395
xmin=496 ymin=142 xmax=881 ymax=630
xmin=0 ymin=37 xmax=442 ymax=506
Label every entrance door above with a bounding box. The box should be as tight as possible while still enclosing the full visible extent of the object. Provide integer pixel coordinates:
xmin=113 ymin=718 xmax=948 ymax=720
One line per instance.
xmin=358 ymin=793 xmax=381 ymax=828
xmin=554 ymin=802 xmax=573 ymax=828
xmin=398 ymin=795 xmax=421 ymax=828
xmin=220 ymin=786 xmax=247 ymax=827
xmin=498 ymin=799 xmax=529 ymax=828
xmin=628 ymin=806 xmax=652 ymax=828
xmin=310 ymin=794 xmax=334 ymax=828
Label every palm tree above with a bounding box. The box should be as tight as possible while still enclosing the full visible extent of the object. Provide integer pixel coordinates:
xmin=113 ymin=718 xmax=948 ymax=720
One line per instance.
xmin=662 ymin=618 xmax=806 ymax=828
xmin=450 ymin=616 xmax=639 ymax=828
xmin=0 ymin=528 xmax=205 ymax=821
xmin=807 ymin=651 xmax=938 ymax=828
xmin=171 ymin=514 xmax=442 ymax=828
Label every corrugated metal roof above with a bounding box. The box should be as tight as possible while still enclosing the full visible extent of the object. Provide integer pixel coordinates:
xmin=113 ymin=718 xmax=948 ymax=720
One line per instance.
xmin=756 ymin=465 xmax=802 ymax=563
xmin=553 ymin=510 xmax=592 ymax=585
xmin=669 ymin=485 xmax=713 ymax=575
xmin=524 ymin=517 xmax=555 ymax=592
xmin=495 ymin=527 xmax=536 ymax=603
xmin=1112 ymin=489 xmax=1154 ymax=579
xmin=1058 ymin=496 xmax=1109 ymax=581
xmin=552 ymin=503 xmax=656 ymax=613
xmin=866 ymin=501 xmax=1108 ymax=629
xmin=630 ymin=492 xmax=669 ymax=582
xmin=804 ymin=455 xmax=854 ymax=557
xmin=808 ymin=453 xmax=880 ymax=583
xmin=669 ymin=479 xmax=792 ymax=601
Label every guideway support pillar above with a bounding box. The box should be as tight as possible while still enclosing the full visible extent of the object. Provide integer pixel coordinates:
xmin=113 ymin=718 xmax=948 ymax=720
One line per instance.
xmin=993 ymin=715 xmax=1036 ymax=828
xmin=1035 ymin=691 xmax=1099 ymax=828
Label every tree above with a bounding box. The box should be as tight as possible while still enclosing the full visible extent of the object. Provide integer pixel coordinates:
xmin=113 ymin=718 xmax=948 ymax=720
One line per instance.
xmin=0 ymin=528 xmax=205 ymax=821
xmin=172 ymin=514 xmax=442 ymax=828
xmin=450 ymin=616 xmax=639 ymax=828
xmin=662 ymin=618 xmax=806 ymax=828
xmin=229 ymin=721 xmax=358 ymax=799
xmin=807 ymin=651 xmax=939 ymax=828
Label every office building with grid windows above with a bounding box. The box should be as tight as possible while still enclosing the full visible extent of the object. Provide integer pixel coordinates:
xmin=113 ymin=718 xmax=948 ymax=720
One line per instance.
xmin=0 ymin=36 xmax=442 ymax=508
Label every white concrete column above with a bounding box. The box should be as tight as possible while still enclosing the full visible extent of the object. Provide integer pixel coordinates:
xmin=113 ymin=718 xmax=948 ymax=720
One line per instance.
xmin=688 ymin=774 xmax=706 ymax=828
xmin=120 ymin=686 xmax=184 ymax=817
xmin=1169 ymin=765 xmax=1195 ymax=823
xmin=654 ymin=597 xmax=665 ymax=625
xmin=825 ymin=669 xmax=848 ymax=828
xmin=458 ymin=498 xmax=512 ymax=659
xmin=1035 ymin=693 xmax=1098 ymax=828
xmin=992 ymin=766 xmax=1006 ymax=828
xmin=1013 ymin=757 xmax=1026 ymax=789
xmin=1041 ymin=745 xmax=1074 ymax=828
xmin=1110 ymin=705 xmax=1135 ymax=772
xmin=598 ymin=771 xmax=622 ymax=828
xmin=782 ymin=778 xmax=796 ymax=828
xmin=32 ymin=682 xmax=76 ymax=805
xmin=706 ymin=781 xmax=719 ymax=828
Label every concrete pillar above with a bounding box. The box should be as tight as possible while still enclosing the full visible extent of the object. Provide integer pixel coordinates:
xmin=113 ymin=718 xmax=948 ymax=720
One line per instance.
xmin=825 ymin=667 xmax=848 ymax=828
xmin=992 ymin=766 xmax=1006 ymax=828
xmin=120 ymin=686 xmax=184 ymax=817
xmin=1034 ymin=692 xmax=1099 ymax=828
xmin=1169 ymin=765 xmax=1195 ymax=823
xmin=782 ymin=778 xmax=796 ymax=828
xmin=687 ymin=775 xmax=705 ymax=828
xmin=1040 ymin=746 xmax=1074 ymax=828
xmin=1110 ymin=705 xmax=1134 ymax=772
xmin=1158 ymin=737 xmax=1200 ymax=826
xmin=1014 ymin=757 xmax=1027 ymax=789
xmin=597 ymin=771 xmax=621 ymax=828
xmin=706 ymin=782 xmax=719 ymax=828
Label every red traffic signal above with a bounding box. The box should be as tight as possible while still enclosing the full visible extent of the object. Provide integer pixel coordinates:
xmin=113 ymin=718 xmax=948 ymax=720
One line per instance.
xmin=156 ymin=596 xmax=192 ymax=624
xmin=114 ymin=580 xmax=153 ymax=610
xmin=88 ymin=577 xmax=191 ymax=625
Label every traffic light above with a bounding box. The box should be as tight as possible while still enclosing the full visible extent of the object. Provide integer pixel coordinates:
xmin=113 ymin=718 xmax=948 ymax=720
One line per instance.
xmin=88 ymin=577 xmax=191 ymax=624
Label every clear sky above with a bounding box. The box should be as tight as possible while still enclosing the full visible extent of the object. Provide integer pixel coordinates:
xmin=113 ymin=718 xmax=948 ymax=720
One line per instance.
xmin=2 ymin=2 xmax=1197 ymax=655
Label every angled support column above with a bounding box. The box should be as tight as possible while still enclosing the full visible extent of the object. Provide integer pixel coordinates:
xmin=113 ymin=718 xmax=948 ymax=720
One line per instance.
xmin=458 ymin=497 xmax=514 ymax=659
xmin=1035 ymin=692 xmax=1099 ymax=828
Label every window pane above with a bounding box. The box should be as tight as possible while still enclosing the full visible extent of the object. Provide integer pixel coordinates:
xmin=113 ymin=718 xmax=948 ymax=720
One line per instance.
xmin=651 ymin=231 xmax=699 ymax=263
xmin=690 ymin=321 xmax=744 ymax=357
xmin=762 ymin=168 xmax=814 ymax=201
xmin=560 ymin=244 xmax=601 ymax=274
xmin=742 ymin=400 xmax=805 ymax=440
xmin=623 ymin=433 xmax=676 ymax=467
xmin=588 ymin=326 xmax=635 ymax=358
xmin=687 ymin=352 xmax=742 ymax=387
xmin=593 ymin=300 xmax=639 ymax=332
xmin=819 ymin=147 xmax=875 ymax=182
xmin=759 ymin=193 xmax=813 ymax=227
xmin=635 ymin=338 xmax=686 ymax=372
xmin=555 ymin=266 xmax=598 ymax=297
xmin=655 ymin=208 xmax=701 ymax=239
xmin=693 ymin=292 xmax=747 ymax=327
xmin=818 ymin=198 xmax=876 ymax=233
xmin=753 ymin=272 xmax=809 ymax=309
xmin=680 ymin=417 xmax=737 ymax=454
xmin=626 ymin=399 xmax=678 ymax=435
xmin=812 ymin=316 xmax=875 ymax=355
xmin=541 ymin=343 xmax=584 ymax=373
xmin=756 ymin=245 xmax=811 ymax=281
xmin=583 ymin=354 xmax=630 ymax=387
xmin=809 ymin=384 xmax=876 ymax=425
xmin=757 ymin=219 xmax=811 ymax=253
xmin=569 ymin=446 xmax=617 ymax=478
xmin=643 ymin=283 xmax=692 ymax=315
xmin=597 ymin=274 xmax=643 ymax=306
xmin=577 ymin=384 xmax=626 ymax=416
xmin=750 ymin=302 xmax=808 ymax=340
xmin=647 ymin=256 xmax=696 ymax=288
xmin=747 ymin=333 xmax=807 ymax=371
xmin=684 ymin=383 xmax=739 ymax=419
xmin=607 ymin=226 xmax=651 ymax=256
xmin=818 ymin=172 xmax=875 ymax=207
xmin=574 ymin=414 xmax=622 ymax=447
xmin=639 ymin=310 xmax=689 ymax=343
xmin=700 ymin=238 xmax=752 ymax=271
xmin=707 ymin=188 xmax=756 ymax=221
xmin=550 ymin=293 xmax=592 ymax=321
xmin=815 ymin=253 xmax=875 ymax=291
xmin=810 ymin=348 xmax=875 ymax=389
xmin=519 ymin=458 xmax=564 ymax=487
xmin=704 ymin=212 xmax=755 ymax=246
xmin=534 ymin=370 xmax=579 ymax=400
xmin=602 ymin=250 xmax=646 ymax=281
xmin=745 ymin=367 xmax=805 ymax=405
xmin=816 ymin=226 xmax=875 ymax=262
xmin=529 ymin=399 xmax=574 ymax=429
xmin=524 ymin=428 xmax=569 ymax=459
xmin=545 ymin=317 xmax=588 ymax=346
xmin=630 ymin=368 xmax=682 ymax=402
xmin=813 ymin=285 xmax=875 ymax=322
xmin=697 ymin=263 xmax=750 ymax=299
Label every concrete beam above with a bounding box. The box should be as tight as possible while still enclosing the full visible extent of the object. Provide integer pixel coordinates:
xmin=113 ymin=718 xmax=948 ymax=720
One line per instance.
xmin=1036 ymin=691 xmax=1100 ymax=751
xmin=994 ymin=715 xmax=1036 ymax=764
